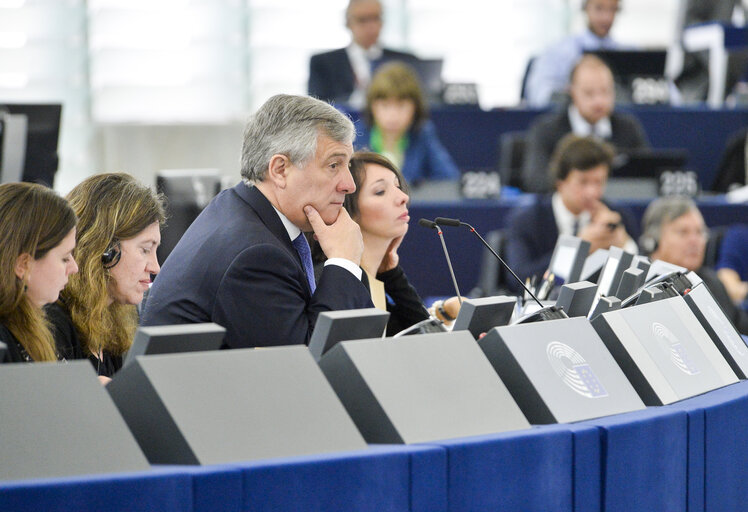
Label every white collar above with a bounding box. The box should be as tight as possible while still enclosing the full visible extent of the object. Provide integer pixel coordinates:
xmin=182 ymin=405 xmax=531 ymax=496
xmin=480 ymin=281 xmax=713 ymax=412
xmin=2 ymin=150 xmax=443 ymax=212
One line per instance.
xmin=271 ymin=204 xmax=301 ymax=242
xmin=347 ymin=41 xmax=383 ymax=61
xmin=568 ymin=105 xmax=612 ymax=139
xmin=578 ymin=28 xmax=618 ymax=50
xmin=552 ymin=191 xmax=591 ymax=236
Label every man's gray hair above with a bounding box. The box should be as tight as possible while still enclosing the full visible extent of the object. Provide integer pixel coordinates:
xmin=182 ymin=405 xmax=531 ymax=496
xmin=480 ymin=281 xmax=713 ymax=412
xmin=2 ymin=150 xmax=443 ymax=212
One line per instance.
xmin=640 ymin=196 xmax=698 ymax=254
xmin=240 ymin=94 xmax=355 ymax=183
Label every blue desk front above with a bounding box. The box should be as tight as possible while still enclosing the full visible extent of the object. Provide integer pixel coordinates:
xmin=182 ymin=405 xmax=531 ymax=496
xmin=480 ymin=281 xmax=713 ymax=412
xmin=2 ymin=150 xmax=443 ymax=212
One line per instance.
xmin=404 ymin=196 xmax=748 ymax=298
xmin=6 ymin=381 xmax=748 ymax=511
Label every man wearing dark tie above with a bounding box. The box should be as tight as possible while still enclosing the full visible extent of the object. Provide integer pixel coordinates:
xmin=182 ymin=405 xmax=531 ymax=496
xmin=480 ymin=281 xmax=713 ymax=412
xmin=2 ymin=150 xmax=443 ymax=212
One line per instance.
xmin=522 ymin=55 xmax=649 ymax=193
xmin=141 ymin=94 xmax=374 ymax=348
xmin=308 ymin=0 xmax=416 ymax=108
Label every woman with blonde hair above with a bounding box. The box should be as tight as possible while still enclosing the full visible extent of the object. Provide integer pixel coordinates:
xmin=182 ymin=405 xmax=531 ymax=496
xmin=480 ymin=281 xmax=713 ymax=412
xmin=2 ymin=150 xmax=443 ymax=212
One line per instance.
xmin=47 ymin=173 xmax=165 ymax=379
xmin=0 ymin=182 xmax=79 ymax=362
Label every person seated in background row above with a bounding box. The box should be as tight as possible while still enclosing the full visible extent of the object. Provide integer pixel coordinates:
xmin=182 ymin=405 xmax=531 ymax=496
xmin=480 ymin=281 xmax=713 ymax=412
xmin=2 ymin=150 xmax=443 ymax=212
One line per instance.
xmin=505 ymin=134 xmax=637 ymax=293
xmin=0 ymin=183 xmax=80 ymax=363
xmin=640 ymin=196 xmax=748 ymax=334
xmin=141 ymin=94 xmax=373 ymax=348
xmin=308 ymin=0 xmax=416 ymax=108
xmin=715 ymin=224 xmax=748 ymax=310
xmin=522 ymin=54 xmax=649 ymax=193
xmin=712 ymin=126 xmax=747 ymax=192
xmin=357 ymin=61 xmax=460 ymax=185
xmin=524 ymin=0 xmax=627 ymax=107
xmin=47 ymin=173 xmax=165 ymax=381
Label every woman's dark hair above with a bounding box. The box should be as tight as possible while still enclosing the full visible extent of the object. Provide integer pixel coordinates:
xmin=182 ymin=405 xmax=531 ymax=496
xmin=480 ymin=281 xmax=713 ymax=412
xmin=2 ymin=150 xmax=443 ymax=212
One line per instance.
xmin=343 ymin=151 xmax=410 ymax=220
xmin=312 ymin=151 xmax=409 ymax=265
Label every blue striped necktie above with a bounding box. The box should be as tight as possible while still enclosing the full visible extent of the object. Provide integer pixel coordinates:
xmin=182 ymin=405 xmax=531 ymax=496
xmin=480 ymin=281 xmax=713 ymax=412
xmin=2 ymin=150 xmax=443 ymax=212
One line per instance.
xmin=292 ymin=233 xmax=316 ymax=294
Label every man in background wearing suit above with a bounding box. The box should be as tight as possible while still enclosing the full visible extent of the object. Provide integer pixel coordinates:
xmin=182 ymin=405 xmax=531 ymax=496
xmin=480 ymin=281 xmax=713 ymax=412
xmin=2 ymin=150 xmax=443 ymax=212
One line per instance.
xmin=308 ymin=0 xmax=416 ymax=108
xmin=505 ymin=135 xmax=637 ymax=292
xmin=524 ymin=0 xmax=626 ymax=108
xmin=141 ymin=94 xmax=373 ymax=348
xmin=522 ymin=55 xmax=649 ymax=193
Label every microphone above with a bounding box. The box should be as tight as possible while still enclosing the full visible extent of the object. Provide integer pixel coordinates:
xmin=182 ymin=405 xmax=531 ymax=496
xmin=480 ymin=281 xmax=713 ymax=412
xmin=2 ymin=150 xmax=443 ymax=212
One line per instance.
xmin=418 ymin=218 xmax=463 ymax=305
xmin=434 ymin=216 xmax=567 ymax=323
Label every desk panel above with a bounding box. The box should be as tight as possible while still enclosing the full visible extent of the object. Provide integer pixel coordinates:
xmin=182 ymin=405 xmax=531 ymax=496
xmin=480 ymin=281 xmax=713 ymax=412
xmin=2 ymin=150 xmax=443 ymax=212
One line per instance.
xmin=431 ymin=425 xmax=575 ymax=512
xmin=0 ymin=467 xmax=193 ymax=512
xmin=582 ymin=407 xmax=689 ymax=512
xmin=670 ymin=381 xmax=748 ymax=512
xmin=5 ymin=384 xmax=748 ymax=510
xmin=235 ymin=445 xmax=447 ymax=512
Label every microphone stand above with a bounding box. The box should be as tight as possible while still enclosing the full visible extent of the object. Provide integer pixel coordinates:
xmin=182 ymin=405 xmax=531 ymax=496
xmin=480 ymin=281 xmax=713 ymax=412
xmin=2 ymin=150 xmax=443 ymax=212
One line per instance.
xmin=418 ymin=219 xmax=463 ymax=305
xmin=434 ymin=217 xmax=567 ymax=323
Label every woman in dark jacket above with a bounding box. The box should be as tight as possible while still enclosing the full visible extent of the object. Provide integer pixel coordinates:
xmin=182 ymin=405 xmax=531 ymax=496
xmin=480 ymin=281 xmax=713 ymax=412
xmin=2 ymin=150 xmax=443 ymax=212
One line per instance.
xmin=0 ymin=182 xmax=80 ymax=363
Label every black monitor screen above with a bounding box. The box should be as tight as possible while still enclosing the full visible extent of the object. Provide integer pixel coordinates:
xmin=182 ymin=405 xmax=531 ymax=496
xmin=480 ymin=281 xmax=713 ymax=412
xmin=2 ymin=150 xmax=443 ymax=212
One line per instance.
xmin=0 ymin=103 xmax=61 ymax=187
xmin=611 ymin=148 xmax=689 ymax=179
xmin=589 ymin=49 xmax=667 ymax=79
xmin=123 ymin=323 xmax=226 ymax=368
xmin=374 ymin=57 xmax=444 ymax=103
xmin=586 ymin=49 xmax=670 ymax=104
xmin=309 ymin=308 xmax=390 ymax=361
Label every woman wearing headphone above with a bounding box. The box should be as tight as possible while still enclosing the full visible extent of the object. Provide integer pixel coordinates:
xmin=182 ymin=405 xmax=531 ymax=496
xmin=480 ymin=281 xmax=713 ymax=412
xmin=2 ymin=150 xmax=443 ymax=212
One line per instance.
xmin=47 ymin=173 xmax=165 ymax=380
xmin=0 ymin=183 xmax=80 ymax=362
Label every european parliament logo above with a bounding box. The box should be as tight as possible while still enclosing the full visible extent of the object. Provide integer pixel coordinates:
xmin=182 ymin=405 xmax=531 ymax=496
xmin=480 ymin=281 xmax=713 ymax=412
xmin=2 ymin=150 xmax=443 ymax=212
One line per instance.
xmin=546 ymin=341 xmax=608 ymax=399
xmin=652 ymin=322 xmax=700 ymax=375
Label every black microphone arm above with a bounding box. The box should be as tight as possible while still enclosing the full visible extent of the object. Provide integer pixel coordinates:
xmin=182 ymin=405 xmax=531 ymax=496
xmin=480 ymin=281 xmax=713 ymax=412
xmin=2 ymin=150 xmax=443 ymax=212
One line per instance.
xmin=434 ymin=217 xmax=544 ymax=309
xmin=418 ymin=218 xmax=463 ymax=305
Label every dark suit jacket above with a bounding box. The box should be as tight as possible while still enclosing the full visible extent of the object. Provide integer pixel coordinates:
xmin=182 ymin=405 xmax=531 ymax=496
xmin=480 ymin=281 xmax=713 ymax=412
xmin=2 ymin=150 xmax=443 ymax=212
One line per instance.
xmin=308 ymin=47 xmax=416 ymax=104
xmin=504 ymin=195 xmax=638 ymax=292
xmin=522 ymin=109 xmax=650 ymax=193
xmin=141 ymin=183 xmax=373 ymax=349
xmin=712 ymin=127 xmax=747 ymax=192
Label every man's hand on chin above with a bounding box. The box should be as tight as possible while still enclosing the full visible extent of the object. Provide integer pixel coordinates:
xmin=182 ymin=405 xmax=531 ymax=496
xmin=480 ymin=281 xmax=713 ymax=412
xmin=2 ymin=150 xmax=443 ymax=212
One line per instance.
xmin=305 ymin=205 xmax=363 ymax=265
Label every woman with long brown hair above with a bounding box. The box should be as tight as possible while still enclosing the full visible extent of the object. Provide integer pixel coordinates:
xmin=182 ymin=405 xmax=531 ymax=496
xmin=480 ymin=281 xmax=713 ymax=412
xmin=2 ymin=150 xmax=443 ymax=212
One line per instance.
xmin=359 ymin=62 xmax=459 ymax=184
xmin=0 ymin=182 xmax=79 ymax=362
xmin=47 ymin=173 xmax=165 ymax=379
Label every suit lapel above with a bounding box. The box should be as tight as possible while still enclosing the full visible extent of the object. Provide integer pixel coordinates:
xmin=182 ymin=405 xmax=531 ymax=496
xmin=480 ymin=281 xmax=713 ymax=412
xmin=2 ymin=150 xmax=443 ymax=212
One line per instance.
xmin=234 ymin=183 xmax=311 ymax=294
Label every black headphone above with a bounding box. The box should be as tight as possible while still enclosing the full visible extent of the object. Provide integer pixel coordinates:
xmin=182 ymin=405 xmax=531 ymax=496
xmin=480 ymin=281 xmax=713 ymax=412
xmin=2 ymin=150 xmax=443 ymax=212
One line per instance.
xmin=102 ymin=241 xmax=122 ymax=269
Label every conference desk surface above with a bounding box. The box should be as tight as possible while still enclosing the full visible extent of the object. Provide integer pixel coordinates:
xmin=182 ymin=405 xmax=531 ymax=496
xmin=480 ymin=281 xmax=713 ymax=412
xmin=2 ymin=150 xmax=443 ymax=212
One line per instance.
xmin=404 ymin=195 xmax=748 ymax=298
xmin=5 ymin=378 xmax=748 ymax=512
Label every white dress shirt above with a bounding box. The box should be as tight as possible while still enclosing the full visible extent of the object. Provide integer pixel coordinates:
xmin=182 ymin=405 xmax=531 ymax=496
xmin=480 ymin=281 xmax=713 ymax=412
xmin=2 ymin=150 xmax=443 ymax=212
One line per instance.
xmin=568 ymin=105 xmax=612 ymax=140
xmin=346 ymin=42 xmax=383 ymax=108
xmin=552 ymin=192 xmax=592 ymax=236
xmin=552 ymin=192 xmax=638 ymax=254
